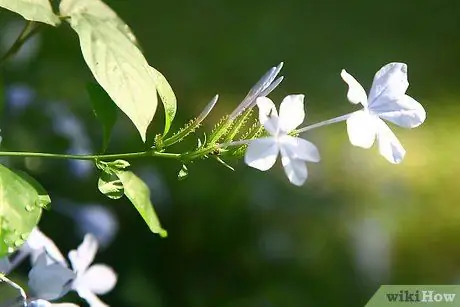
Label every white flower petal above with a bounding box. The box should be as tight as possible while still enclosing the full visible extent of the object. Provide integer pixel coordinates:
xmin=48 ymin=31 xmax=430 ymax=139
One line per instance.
xmin=69 ymin=234 xmax=98 ymax=274
xmin=346 ymin=110 xmax=377 ymax=148
xmin=340 ymin=69 xmax=368 ymax=106
xmin=376 ymin=119 xmax=406 ymax=164
xmin=28 ymin=299 xmax=53 ymax=307
xmin=280 ymin=152 xmax=308 ymax=186
xmin=244 ymin=137 xmax=279 ymax=171
xmin=77 ymin=264 xmax=117 ymax=295
xmin=278 ymin=94 xmax=305 ymax=132
xmin=29 ymin=299 xmax=79 ymax=307
xmin=370 ymin=95 xmax=426 ymax=128
xmin=368 ymin=63 xmax=409 ymax=105
xmin=26 ymin=228 xmax=67 ymax=266
xmin=279 ymin=135 xmax=320 ymax=162
xmin=29 ymin=254 xmax=75 ymax=301
xmin=256 ymin=96 xmax=279 ymax=135
xmin=76 ymin=288 xmax=108 ymax=307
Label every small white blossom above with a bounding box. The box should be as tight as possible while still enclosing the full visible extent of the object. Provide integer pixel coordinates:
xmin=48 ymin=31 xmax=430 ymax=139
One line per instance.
xmin=28 ymin=234 xmax=116 ymax=307
xmin=341 ymin=62 xmax=426 ymax=164
xmin=244 ymin=95 xmax=320 ymax=186
xmin=68 ymin=234 xmax=117 ymax=307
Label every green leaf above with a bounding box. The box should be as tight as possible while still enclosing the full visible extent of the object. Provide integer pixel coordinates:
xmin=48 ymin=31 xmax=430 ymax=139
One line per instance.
xmin=0 ymin=165 xmax=47 ymax=256
xmin=0 ymin=0 xmax=60 ymax=26
xmin=87 ymin=83 xmax=117 ymax=152
xmin=116 ymin=170 xmax=167 ymax=237
xmin=149 ymin=67 xmax=177 ymax=136
xmin=60 ymin=0 xmax=158 ymax=142
xmin=14 ymin=171 xmax=51 ymax=210
xmin=98 ymin=170 xmax=124 ymax=200
xmin=106 ymin=159 xmax=130 ymax=170
xmin=59 ymin=0 xmax=138 ymax=45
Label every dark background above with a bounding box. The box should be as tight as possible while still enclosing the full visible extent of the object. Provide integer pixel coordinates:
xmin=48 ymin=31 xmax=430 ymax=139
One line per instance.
xmin=1 ymin=0 xmax=460 ymax=306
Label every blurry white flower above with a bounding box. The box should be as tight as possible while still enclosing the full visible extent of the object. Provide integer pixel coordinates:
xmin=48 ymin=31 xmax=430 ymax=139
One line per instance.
xmin=244 ymin=95 xmax=320 ymax=186
xmin=28 ymin=234 xmax=116 ymax=307
xmin=341 ymin=62 xmax=426 ymax=164
xmin=68 ymin=234 xmax=117 ymax=307
xmin=28 ymin=254 xmax=75 ymax=301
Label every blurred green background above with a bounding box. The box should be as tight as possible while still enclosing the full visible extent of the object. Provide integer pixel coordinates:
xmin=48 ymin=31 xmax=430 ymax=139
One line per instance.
xmin=1 ymin=0 xmax=460 ymax=306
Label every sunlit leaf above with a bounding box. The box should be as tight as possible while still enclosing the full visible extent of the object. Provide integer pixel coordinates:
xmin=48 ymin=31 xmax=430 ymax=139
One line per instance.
xmin=0 ymin=165 xmax=46 ymax=256
xmin=0 ymin=0 xmax=60 ymax=26
xmin=98 ymin=170 xmax=124 ymax=199
xmin=87 ymin=83 xmax=117 ymax=152
xmin=116 ymin=170 xmax=167 ymax=237
xmin=149 ymin=67 xmax=177 ymax=136
xmin=59 ymin=0 xmax=138 ymax=45
xmin=15 ymin=170 xmax=51 ymax=210
xmin=60 ymin=0 xmax=158 ymax=142
xmin=107 ymin=159 xmax=130 ymax=170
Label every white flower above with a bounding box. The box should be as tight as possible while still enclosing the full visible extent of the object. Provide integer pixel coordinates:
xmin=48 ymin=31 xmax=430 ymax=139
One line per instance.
xmin=341 ymin=62 xmax=426 ymax=164
xmin=28 ymin=254 xmax=75 ymax=301
xmin=244 ymin=95 xmax=320 ymax=186
xmin=68 ymin=234 xmax=117 ymax=307
xmin=28 ymin=234 xmax=116 ymax=307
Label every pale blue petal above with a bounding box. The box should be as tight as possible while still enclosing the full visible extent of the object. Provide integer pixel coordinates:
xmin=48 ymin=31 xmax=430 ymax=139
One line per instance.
xmin=244 ymin=137 xmax=279 ymax=171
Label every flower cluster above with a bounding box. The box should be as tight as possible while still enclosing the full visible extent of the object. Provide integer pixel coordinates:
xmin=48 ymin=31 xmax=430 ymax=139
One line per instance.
xmin=240 ymin=62 xmax=426 ymax=185
xmin=0 ymin=228 xmax=116 ymax=307
xmin=0 ymin=62 xmax=427 ymax=307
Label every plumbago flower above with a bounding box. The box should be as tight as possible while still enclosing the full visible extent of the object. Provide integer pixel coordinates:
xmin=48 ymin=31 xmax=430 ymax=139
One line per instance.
xmin=29 ymin=234 xmax=117 ymax=307
xmin=244 ymin=95 xmax=320 ymax=186
xmin=341 ymin=62 xmax=426 ymax=164
xmin=68 ymin=234 xmax=117 ymax=307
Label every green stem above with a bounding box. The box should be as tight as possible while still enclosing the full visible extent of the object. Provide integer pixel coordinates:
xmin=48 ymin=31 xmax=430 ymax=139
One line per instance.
xmin=181 ymin=146 xmax=218 ymax=161
xmin=295 ymin=112 xmax=354 ymax=134
xmin=0 ymin=21 xmax=39 ymax=64
xmin=0 ymin=274 xmax=27 ymax=307
xmin=222 ymin=108 xmax=253 ymax=144
xmin=0 ymin=150 xmax=181 ymax=161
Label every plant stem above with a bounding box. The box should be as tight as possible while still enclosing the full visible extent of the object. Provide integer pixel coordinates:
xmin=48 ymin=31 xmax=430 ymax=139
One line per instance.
xmin=0 ymin=150 xmax=181 ymax=161
xmin=0 ymin=274 xmax=27 ymax=307
xmin=295 ymin=112 xmax=355 ymax=134
xmin=0 ymin=21 xmax=39 ymax=65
